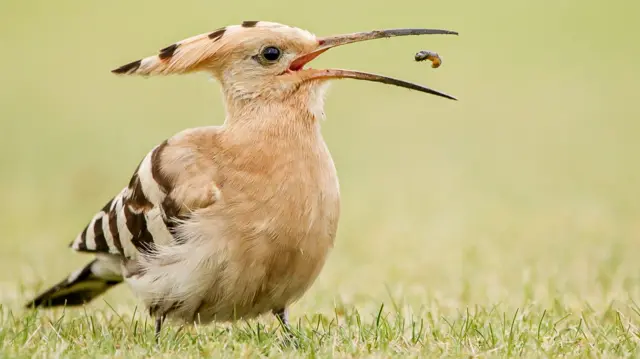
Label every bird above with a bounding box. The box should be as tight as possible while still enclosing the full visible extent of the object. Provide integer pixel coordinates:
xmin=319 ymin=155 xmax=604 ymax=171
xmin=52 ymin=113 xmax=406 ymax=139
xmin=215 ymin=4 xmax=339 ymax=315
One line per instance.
xmin=24 ymin=20 xmax=458 ymax=340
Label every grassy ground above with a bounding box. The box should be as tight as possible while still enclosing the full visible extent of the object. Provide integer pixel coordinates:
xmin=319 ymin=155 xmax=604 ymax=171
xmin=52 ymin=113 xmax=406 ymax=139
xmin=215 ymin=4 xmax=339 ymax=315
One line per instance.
xmin=2 ymin=0 xmax=640 ymax=357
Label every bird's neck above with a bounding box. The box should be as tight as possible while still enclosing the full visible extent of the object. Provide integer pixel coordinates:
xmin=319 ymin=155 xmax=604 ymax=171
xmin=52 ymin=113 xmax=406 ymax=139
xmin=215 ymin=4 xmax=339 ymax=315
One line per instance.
xmin=222 ymin=85 xmax=328 ymax=144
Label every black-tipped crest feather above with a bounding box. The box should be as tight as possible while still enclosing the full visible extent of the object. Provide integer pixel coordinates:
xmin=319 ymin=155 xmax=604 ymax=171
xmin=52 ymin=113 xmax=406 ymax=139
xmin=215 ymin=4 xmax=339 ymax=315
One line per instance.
xmin=112 ymin=59 xmax=141 ymax=74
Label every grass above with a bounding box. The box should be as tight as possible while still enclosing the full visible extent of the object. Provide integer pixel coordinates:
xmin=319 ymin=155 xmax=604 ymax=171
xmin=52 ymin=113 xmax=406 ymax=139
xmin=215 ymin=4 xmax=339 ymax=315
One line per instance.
xmin=2 ymin=302 xmax=640 ymax=357
xmin=2 ymin=0 xmax=640 ymax=357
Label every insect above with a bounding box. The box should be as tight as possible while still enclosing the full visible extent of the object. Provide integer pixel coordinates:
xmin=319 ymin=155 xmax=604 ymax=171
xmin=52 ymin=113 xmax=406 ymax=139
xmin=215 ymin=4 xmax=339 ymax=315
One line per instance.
xmin=415 ymin=50 xmax=442 ymax=68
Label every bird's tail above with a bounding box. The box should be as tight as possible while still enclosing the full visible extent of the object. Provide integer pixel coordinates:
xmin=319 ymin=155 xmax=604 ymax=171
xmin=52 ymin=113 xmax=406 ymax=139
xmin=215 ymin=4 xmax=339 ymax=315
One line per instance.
xmin=25 ymin=257 xmax=123 ymax=308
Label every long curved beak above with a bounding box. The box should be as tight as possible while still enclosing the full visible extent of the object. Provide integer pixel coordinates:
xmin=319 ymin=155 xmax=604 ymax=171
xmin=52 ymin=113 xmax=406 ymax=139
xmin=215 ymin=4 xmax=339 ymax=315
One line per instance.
xmin=291 ymin=28 xmax=459 ymax=100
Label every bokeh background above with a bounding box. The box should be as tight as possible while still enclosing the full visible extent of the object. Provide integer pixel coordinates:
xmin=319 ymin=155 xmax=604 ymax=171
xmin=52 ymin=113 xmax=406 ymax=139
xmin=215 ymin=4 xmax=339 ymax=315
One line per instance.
xmin=1 ymin=0 xmax=639 ymax=320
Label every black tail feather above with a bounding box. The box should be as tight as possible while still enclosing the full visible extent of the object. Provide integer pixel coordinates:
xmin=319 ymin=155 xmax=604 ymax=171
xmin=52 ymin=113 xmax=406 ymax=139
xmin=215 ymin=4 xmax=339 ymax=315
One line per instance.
xmin=25 ymin=259 xmax=122 ymax=308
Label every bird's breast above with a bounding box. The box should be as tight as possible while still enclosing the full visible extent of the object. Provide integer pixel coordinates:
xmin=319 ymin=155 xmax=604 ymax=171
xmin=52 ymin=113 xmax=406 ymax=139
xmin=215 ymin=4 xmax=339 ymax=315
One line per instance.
xmin=205 ymin=142 xmax=340 ymax=312
xmin=219 ymin=137 xmax=340 ymax=244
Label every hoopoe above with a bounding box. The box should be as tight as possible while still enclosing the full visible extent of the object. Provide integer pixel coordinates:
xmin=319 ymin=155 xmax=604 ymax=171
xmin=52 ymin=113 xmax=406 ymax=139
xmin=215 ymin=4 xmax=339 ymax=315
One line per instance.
xmin=25 ymin=21 xmax=457 ymax=338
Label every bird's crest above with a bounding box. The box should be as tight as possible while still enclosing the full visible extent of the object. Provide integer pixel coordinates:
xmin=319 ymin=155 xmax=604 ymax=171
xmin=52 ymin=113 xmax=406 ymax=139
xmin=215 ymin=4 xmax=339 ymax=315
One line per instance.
xmin=111 ymin=21 xmax=309 ymax=76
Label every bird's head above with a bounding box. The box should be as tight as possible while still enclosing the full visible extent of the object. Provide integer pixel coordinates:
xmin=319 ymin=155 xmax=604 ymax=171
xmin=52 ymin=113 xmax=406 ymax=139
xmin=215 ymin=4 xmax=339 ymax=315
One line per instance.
xmin=113 ymin=21 xmax=457 ymax=120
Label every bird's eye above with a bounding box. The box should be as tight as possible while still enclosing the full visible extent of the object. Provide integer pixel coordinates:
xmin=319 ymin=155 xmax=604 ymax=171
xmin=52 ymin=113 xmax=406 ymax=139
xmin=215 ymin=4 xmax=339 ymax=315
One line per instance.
xmin=260 ymin=46 xmax=282 ymax=62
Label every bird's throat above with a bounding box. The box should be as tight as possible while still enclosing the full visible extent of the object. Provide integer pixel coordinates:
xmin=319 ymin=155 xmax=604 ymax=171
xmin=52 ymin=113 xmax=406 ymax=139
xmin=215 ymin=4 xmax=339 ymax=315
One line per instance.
xmin=223 ymin=82 xmax=330 ymax=138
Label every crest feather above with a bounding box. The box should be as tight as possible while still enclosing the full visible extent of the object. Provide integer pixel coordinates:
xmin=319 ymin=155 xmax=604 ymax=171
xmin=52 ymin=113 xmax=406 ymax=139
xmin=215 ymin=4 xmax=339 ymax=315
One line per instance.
xmin=112 ymin=28 xmax=228 ymax=76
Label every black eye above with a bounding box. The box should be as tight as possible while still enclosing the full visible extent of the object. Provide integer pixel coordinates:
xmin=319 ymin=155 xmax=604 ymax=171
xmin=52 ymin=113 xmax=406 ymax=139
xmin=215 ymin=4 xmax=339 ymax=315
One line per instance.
xmin=261 ymin=46 xmax=281 ymax=62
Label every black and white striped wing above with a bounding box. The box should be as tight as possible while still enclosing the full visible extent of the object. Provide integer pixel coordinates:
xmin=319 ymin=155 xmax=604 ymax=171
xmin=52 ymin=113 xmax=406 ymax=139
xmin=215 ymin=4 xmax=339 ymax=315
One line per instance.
xmin=70 ymin=141 xmax=179 ymax=259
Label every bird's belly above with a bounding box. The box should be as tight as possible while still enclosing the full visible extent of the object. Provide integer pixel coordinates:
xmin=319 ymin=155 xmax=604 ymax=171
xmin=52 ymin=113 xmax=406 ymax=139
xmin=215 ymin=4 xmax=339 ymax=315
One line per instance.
xmin=192 ymin=210 xmax=337 ymax=322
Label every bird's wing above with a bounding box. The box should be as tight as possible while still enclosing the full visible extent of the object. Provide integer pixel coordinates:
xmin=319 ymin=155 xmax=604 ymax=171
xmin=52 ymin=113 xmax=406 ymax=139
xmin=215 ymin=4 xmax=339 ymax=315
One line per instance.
xmin=69 ymin=126 xmax=222 ymax=259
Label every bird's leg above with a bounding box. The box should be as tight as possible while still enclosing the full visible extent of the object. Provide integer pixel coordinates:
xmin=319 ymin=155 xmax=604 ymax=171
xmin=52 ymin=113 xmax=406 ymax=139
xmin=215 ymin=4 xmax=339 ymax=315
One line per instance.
xmin=275 ymin=308 xmax=296 ymax=338
xmin=274 ymin=307 xmax=298 ymax=347
xmin=155 ymin=315 xmax=165 ymax=344
xmin=274 ymin=307 xmax=290 ymax=330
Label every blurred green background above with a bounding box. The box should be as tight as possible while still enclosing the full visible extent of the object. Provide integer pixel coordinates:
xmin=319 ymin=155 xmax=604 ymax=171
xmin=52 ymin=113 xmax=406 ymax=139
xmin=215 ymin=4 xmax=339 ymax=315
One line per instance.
xmin=1 ymin=0 xmax=639 ymax=316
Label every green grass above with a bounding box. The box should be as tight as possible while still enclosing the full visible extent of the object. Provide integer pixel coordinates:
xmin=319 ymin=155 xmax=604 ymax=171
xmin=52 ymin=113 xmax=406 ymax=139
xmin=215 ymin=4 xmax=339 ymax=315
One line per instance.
xmin=2 ymin=0 xmax=640 ymax=357
xmin=2 ymin=302 xmax=640 ymax=357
